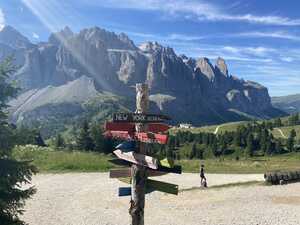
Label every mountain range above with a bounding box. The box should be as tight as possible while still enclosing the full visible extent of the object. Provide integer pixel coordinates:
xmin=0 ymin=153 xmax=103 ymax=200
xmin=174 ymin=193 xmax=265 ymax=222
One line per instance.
xmin=0 ymin=25 xmax=286 ymax=135
xmin=272 ymin=94 xmax=300 ymax=114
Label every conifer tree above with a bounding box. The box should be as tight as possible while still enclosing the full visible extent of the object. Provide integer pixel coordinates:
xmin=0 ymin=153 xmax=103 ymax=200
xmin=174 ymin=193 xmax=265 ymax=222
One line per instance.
xmin=0 ymin=58 xmax=37 ymax=225
xmin=54 ymin=133 xmax=65 ymax=149
xmin=76 ymin=120 xmax=94 ymax=151
xmin=246 ymin=133 xmax=255 ymax=157
xmin=90 ymin=123 xmax=105 ymax=152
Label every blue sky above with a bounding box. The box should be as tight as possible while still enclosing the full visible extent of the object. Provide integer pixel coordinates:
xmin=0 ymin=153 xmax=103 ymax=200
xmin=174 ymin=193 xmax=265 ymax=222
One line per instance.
xmin=0 ymin=0 xmax=300 ymax=96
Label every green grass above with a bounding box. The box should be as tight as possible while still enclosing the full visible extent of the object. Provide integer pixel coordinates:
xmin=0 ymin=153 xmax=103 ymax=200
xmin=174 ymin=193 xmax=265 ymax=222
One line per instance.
xmin=12 ymin=145 xmax=300 ymax=174
xmin=179 ymin=153 xmax=300 ymax=174
xmin=12 ymin=145 xmax=118 ymax=173
xmin=271 ymin=125 xmax=300 ymax=139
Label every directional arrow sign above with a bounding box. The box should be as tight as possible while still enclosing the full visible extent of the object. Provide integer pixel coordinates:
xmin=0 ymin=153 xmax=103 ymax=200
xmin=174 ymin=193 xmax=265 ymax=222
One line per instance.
xmin=105 ymin=122 xmax=170 ymax=133
xmin=113 ymin=149 xmax=158 ymax=170
xmin=113 ymin=113 xmax=170 ymax=123
xmin=104 ymin=131 xmax=133 ymax=140
xmin=118 ymin=187 xmax=131 ymax=197
xmin=147 ymin=179 xmax=178 ymax=195
xmin=156 ymin=165 xmax=182 ymax=174
xmin=105 ymin=122 xmax=135 ymax=133
xmin=136 ymin=132 xmax=168 ymax=144
xmin=109 ymin=168 xmax=166 ymax=178
xmin=110 ymin=168 xmax=132 ymax=178
xmin=118 ymin=186 xmax=154 ymax=197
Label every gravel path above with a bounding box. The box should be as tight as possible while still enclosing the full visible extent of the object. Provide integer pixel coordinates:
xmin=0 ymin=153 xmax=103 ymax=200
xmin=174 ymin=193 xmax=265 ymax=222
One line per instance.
xmin=21 ymin=173 xmax=300 ymax=225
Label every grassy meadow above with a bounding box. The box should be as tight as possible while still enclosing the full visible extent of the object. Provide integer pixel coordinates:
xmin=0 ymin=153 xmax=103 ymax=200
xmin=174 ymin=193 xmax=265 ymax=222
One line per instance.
xmin=13 ymin=145 xmax=300 ymax=174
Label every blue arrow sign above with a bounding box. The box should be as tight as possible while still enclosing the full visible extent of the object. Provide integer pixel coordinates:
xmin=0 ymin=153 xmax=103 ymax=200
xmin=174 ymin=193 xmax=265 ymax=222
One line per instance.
xmin=115 ymin=141 xmax=136 ymax=152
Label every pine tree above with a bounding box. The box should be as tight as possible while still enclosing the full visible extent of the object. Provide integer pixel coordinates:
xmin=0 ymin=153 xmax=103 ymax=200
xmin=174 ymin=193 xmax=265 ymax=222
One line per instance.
xmin=0 ymin=58 xmax=37 ymax=225
xmin=189 ymin=142 xmax=197 ymax=159
xmin=246 ymin=133 xmax=255 ymax=157
xmin=54 ymin=133 xmax=65 ymax=149
xmin=76 ymin=120 xmax=94 ymax=151
xmin=90 ymin=123 xmax=105 ymax=152
xmin=287 ymin=129 xmax=296 ymax=152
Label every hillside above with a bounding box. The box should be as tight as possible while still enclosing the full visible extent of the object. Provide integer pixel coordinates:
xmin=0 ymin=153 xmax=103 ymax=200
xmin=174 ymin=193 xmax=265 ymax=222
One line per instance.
xmin=174 ymin=117 xmax=300 ymax=140
xmin=272 ymin=94 xmax=300 ymax=114
xmin=0 ymin=25 xmax=285 ymax=134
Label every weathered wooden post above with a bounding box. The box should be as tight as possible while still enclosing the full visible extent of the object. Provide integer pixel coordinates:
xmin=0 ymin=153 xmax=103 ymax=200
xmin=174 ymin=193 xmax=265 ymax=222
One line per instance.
xmin=106 ymin=83 xmax=181 ymax=225
xmin=130 ymin=83 xmax=149 ymax=225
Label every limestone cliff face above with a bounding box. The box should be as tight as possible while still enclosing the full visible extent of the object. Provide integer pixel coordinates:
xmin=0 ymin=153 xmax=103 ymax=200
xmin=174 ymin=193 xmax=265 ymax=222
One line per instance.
xmin=2 ymin=26 xmax=284 ymax=125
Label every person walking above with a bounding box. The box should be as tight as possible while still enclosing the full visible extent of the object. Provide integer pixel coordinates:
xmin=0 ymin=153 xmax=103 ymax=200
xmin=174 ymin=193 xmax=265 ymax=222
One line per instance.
xmin=200 ymin=164 xmax=207 ymax=187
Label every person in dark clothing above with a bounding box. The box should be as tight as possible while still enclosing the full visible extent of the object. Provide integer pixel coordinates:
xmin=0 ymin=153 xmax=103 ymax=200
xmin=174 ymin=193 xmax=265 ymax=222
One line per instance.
xmin=200 ymin=164 xmax=207 ymax=187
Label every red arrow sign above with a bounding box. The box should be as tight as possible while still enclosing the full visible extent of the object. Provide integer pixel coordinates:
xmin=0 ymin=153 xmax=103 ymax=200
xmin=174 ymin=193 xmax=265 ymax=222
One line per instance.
xmin=113 ymin=150 xmax=158 ymax=169
xmin=104 ymin=131 xmax=133 ymax=140
xmin=105 ymin=122 xmax=170 ymax=133
xmin=148 ymin=123 xmax=170 ymax=133
xmin=136 ymin=132 xmax=168 ymax=144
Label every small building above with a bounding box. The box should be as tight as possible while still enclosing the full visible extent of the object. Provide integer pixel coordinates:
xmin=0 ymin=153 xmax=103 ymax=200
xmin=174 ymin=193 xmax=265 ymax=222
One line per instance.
xmin=179 ymin=123 xmax=193 ymax=129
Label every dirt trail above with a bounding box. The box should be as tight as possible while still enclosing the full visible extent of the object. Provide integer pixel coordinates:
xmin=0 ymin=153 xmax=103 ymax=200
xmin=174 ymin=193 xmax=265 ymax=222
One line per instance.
xmin=274 ymin=128 xmax=288 ymax=138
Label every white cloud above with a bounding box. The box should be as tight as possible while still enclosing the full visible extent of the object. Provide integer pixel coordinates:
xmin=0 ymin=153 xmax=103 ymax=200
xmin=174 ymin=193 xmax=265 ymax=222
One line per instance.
xmin=223 ymin=46 xmax=275 ymax=57
xmin=236 ymin=31 xmax=300 ymax=41
xmin=280 ymin=57 xmax=294 ymax=62
xmin=98 ymin=0 xmax=300 ymax=26
xmin=0 ymin=8 xmax=5 ymax=31
xmin=32 ymin=32 xmax=40 ymax=39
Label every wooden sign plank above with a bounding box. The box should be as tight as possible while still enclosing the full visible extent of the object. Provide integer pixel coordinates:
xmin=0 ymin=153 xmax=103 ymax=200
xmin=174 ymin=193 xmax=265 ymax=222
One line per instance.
xmin=118 ymin=187 xmax=131 ymax=197
xmin=105 ymin=122 xmax=135 ymax=133
xmin=105 ymin=122 xmax=170 ymax=133
xmin=148 ymin=123 xmax=171 ymax=133
xmin=113 ymin=113 xmax=170 ymax=123
xmin=104 ymin=131 xmax=133 ymax=140
xmin=109 ymin=158 xmax=131 ymax=166
xmin=156 ymin=165 xmax=182 ymax=174
xmin=113 ymin=150 xmax=158 ymax=170
xmin=136 ymin=132 xmax=168 ymax=145
xmin=147 ymin=170 xmax=167 ymax=177
xmin=110 ymin=168 xmax=131 ymax=178
xmin=118 ymin=187 xmax=154 ymax=197
xmin=147 ymin=179 xmax=179 ymax=195
xmin=159 ymin=158 xmax=174 ymax=168
xmin=110 ymin=168 xmax=166 ymax=178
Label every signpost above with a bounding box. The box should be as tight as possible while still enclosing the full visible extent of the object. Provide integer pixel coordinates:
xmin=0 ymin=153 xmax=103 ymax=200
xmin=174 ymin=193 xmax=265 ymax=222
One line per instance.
xmin=113 ymin=113 xmax=170 ymax=123
xmin=105 ymin=83 xmax=180 ymax=225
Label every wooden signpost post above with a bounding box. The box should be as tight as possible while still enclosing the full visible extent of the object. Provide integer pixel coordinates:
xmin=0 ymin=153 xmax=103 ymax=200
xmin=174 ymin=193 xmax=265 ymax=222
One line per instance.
xmin=105 ymin=83 xmax=180 ymax=225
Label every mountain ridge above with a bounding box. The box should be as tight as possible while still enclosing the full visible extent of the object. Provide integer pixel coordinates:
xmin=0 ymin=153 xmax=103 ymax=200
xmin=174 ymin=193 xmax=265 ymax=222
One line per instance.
xmin=0 ymin=25 xmax=285 ymax=133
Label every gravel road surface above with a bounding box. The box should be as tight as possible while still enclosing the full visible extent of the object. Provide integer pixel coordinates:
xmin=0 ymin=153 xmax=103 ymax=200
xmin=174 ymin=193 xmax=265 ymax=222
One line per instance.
xmin=21 ymin=173 xmax=300 ymax=225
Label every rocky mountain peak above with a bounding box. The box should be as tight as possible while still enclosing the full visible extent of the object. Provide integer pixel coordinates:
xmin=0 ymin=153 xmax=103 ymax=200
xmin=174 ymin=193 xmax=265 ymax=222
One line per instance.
xmin=139 ymin=41 xmax=175 ymax=55
xmin=215 ymin=57 xmax=228 ymax=76
xmin=195 ymin=57 xmax=215 ymax=81
xmin=48 ymin=26 xmax=74 ymax=45
xmin=0 ymin=25 xmax=32 ymax=49
xmin=77 ymin=27 xmax=136 ymax=50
